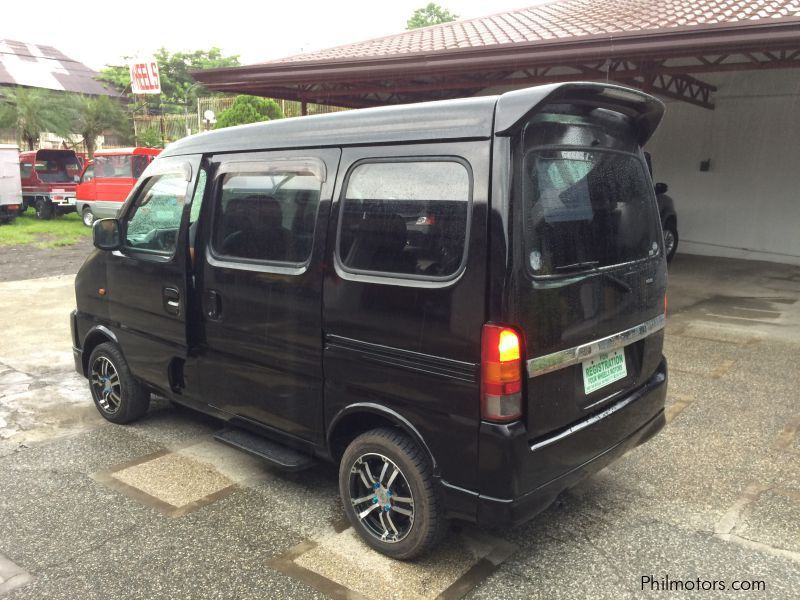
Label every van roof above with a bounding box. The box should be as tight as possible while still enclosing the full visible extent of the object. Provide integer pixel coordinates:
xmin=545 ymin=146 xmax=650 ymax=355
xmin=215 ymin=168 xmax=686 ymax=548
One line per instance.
xmin=19 ymin=148 xmax=78 ymax=157
xmin=160 ymin=82 xmax=664 ymax=158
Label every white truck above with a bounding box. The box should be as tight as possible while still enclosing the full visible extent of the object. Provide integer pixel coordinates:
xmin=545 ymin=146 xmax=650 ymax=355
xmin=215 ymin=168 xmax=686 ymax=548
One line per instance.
xmin=0 ymin=144 xmax=23 ymax=224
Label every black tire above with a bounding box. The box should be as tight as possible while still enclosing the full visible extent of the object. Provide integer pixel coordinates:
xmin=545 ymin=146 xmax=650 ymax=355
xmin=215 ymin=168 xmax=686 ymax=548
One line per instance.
xmin=339 ymin=427 xmax=447 ymax=560
xmin=663 ymin=224 xmax=678 ymax=264
xmin=82 ymin=206 xmax=95 ymax=227
xmin=35 ymin=198 xmax=53 ymax=220
xmin=87 ymin=342 xmax=150 ymax=424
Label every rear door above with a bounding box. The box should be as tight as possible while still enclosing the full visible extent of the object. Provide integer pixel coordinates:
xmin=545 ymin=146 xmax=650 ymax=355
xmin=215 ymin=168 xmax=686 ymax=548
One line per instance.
xmin=194 ymin=149 xmax=340 ymax=444
xmin=502 ymin=105 xmax=668 ymax=439
xmin=106 ymin=155 xmax=201 ymax=394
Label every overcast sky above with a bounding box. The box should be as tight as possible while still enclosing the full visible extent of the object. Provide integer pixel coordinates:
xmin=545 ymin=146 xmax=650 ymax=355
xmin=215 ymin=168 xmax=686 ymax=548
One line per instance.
xmin=1 ymin=0 xmax=537 ymax=70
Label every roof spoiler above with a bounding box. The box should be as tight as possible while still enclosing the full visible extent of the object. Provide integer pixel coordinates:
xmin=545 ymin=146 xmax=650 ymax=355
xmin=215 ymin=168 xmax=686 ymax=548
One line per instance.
xmin=494 ymin=82 xmax=665 ymax=145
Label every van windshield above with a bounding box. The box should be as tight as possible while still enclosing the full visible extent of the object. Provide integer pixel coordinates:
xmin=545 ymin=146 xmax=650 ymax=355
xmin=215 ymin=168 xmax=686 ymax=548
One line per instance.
xmin=520 ymin=147 xmax=660 ymax=276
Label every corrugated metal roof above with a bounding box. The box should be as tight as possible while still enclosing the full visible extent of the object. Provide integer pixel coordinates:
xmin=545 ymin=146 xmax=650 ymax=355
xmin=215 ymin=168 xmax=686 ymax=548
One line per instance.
xmin=270 ymin=0 xmax=800 ymax=64
xmin=0 ymin=40 xmax=112 ymax=95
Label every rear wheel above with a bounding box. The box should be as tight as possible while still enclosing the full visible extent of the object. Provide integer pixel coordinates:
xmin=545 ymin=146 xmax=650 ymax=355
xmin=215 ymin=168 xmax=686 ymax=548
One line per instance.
xmin=339 ymin=428 xmax=446 ymax=559
xmin=663 ymin=223 xmax=678 ymax=263
xmin=88 ymin=342 xmax=150 ymax=424
xmin=35 ymin=198 xmax=53 ymax=220
xmin=82 ymin=206 xmax=95 ymax=227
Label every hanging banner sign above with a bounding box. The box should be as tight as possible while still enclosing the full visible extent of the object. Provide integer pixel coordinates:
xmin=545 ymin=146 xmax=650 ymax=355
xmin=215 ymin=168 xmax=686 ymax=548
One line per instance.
xmin=129 ymin=58 xmax=161 ymax=94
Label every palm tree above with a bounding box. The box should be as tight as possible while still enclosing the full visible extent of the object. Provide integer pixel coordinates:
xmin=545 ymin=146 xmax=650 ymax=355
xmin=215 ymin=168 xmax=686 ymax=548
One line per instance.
xmin=0 ymin=87 xmax=73 ymax=150
xmin=70 ymin=95 xmax=130 ymax=158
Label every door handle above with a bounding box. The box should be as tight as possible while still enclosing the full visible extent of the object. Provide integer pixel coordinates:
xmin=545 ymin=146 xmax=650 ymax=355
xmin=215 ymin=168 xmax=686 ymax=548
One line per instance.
xmin=204 ymin=289 xmax=222 ymax=320
xmin=163 ymin=286 xmax=181 ymax=316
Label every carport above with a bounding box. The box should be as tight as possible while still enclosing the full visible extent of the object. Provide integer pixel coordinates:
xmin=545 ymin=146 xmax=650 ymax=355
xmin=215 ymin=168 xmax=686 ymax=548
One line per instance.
xmin=193 ymin=0 xmax=800 ymax=265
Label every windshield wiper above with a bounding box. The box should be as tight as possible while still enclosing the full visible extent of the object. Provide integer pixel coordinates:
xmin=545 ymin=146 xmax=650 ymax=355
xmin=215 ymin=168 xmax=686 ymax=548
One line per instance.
xmin=553 ymin=262 xmax=633 ymax=293
xmin=554 ymin=261 xmax=599 ymax=273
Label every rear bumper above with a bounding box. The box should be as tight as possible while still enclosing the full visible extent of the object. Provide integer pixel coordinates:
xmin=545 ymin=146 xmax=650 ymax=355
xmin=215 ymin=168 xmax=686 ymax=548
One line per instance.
xmin=471 ymin=359 xmax=667 ymax=527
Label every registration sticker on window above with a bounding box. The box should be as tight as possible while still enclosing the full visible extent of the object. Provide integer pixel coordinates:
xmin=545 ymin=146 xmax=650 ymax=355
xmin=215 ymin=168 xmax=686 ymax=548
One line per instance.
xmin=582 ymin=349 xmax=627 ymax=394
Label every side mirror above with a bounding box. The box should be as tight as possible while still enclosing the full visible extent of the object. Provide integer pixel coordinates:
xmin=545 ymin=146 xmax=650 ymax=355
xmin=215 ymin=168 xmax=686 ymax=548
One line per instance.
xmin=654 ymin=182 xmax=668 ymax=195
xmin=93 ymin=218 xmax=121 ymax=251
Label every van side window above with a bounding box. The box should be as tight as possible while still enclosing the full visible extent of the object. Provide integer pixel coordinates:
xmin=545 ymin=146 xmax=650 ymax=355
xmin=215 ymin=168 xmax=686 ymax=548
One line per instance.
xmin=338 ymin=160 xmax=470 ymax=278
xmin=212 ymin=169 xmax=321 ymax=264
xmin=123 ymin=172 xmax=187 ymax=255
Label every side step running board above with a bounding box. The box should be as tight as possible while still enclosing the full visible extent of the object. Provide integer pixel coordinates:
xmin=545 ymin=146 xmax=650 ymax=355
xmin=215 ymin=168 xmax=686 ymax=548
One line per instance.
xmin=213 ymin=428 xmax=315 ymax=471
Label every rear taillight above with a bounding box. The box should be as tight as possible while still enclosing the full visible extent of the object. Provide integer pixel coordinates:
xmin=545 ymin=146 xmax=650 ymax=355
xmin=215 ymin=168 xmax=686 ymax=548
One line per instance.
xmin=481 ymin=324 xmax=524 ymax=423
xmin=664 ymin=292 xmax=668 ymax=316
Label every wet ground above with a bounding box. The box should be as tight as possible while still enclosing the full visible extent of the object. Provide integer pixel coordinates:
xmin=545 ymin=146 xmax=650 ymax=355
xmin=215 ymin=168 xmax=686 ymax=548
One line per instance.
xmin=1 ymin=254 xmax=799 ymax=599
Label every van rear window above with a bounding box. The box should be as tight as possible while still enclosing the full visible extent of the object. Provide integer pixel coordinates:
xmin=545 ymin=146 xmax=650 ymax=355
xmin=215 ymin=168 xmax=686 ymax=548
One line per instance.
xmin=519 ymin=125 xmax=660 ymax=276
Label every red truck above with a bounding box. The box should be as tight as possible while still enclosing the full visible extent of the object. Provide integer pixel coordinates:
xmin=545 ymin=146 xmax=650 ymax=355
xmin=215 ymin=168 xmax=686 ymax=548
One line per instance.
xmin=19 ymin=149 xmax=83 ymax=219
xmin=75 ymin=147 xmax=160 ymax=226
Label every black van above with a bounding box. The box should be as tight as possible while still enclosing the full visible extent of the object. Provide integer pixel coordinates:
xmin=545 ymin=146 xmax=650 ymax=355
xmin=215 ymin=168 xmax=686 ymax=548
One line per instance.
xmin=71 ymin=82 xmax=668 ymax=559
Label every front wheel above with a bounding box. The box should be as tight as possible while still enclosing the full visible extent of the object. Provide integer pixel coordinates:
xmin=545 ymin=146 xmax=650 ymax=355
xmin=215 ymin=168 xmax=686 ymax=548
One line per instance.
xmin=82 ymin=206 xmax=95 ymax=227
xmin=88 ymin=342 xmax=150 ymax=424
xmin=339 ymin=428 xmax=447 ymax=560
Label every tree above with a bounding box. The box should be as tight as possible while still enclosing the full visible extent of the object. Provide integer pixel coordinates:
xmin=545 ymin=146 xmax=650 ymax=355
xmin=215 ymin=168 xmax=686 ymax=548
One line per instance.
xmin=137 ymin=127 xmax=163 ymax=149
xmin=406 ymin=3 xmax=458 ymax=29
xmin=0 ymin=87 xmax=73 ymax=150
xmin=70 ymin=95 xmax=131 ymax=157
xmin=98 ymin=47 xmax=240 ymax=114
xmin=214 ymin=95 xmax=284 ymax=129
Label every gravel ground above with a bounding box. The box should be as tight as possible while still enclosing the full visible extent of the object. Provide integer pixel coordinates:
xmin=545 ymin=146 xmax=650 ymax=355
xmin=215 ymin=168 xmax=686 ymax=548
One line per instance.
xmin=0 ymin=238 xmax=92 ymax=282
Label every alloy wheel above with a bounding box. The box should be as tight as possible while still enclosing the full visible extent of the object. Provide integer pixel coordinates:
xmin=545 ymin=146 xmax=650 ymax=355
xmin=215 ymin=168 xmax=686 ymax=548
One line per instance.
xmin=90 ymin=356 xmax=122 ymax=414
xmin=348 ymin=452 xmax=415 ymax=543
xmin=664 ymin=229 xmax=676 ymax=257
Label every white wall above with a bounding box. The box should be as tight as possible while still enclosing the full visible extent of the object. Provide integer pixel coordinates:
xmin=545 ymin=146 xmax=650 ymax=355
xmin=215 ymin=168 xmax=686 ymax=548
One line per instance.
xmin=646 ymin=69 xmax=800 ymax=265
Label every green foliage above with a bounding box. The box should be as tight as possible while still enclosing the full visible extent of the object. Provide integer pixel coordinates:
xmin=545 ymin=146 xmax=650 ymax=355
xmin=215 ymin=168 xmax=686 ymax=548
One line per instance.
xmin=98 ymin=47 xmax=240 ymax=114
xmin=137 ymin=127 xmax=164 ymax=148
xmin=406 ymin=2 xmax=458 ymax=29
xmin=214 ymin=95 xmax=284 ymax=129
xmin=0 ymin=87 xmax=74 ymax=150
xmin=70 ymin=95 xmax=131 ymax=157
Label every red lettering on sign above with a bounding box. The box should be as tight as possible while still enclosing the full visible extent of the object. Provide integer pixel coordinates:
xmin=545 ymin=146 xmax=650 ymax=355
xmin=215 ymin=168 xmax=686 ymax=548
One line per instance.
xmin=150 ymin=63 xmax=159 ymax=89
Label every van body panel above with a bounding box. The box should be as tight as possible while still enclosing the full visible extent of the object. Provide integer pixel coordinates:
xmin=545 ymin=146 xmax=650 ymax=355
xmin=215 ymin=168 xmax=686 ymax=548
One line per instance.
xmin=322 ymin=141 xmax=490 ymax=490
xmin=191 ymin=148 xmax=341 ymax=443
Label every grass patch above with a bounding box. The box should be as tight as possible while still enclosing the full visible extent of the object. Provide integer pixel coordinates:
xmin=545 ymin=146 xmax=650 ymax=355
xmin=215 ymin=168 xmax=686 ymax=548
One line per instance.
xmin=0 ymin=210 xmax=91 ymax=248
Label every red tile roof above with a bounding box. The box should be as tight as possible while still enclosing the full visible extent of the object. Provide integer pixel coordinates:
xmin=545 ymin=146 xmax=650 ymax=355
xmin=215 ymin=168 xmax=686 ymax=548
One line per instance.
xmin=272 ymin=0 xmax=800 ymax=64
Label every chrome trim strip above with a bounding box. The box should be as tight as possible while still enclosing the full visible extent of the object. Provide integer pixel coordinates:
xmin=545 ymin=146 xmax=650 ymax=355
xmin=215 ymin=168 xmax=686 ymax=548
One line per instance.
xmin=526 ymin=314 xmax=665 ymax=378
xmin=529 ymin=393 xmax=638 ymax=452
